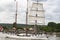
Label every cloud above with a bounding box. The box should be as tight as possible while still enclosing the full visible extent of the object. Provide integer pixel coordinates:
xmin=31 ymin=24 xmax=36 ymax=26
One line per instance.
xmin=0 ymin=0 xmax=60 ymax=24
xmin=53 ymin=3 xmax=60 ymax=13
xmin=0 ymin=7 xmax=4 ymax=12
xmin=53 ymin=8 xmax=60 ymax=13
xmin=0 ymin=0 xmax=27 ymax=24
xmin=5 ymin=3 xmax=15 ymax=12
xmin=44 ymin=0 xmax=60 ymax=24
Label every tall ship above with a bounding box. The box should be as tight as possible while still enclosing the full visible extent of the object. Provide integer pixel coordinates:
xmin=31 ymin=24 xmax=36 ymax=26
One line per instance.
xmin=5 ymin=0 xmax=48 ymax=40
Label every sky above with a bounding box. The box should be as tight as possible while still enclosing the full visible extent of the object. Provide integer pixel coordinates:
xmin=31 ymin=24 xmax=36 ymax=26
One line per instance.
xmin=0 ymin=0 xmax=60 ymax=25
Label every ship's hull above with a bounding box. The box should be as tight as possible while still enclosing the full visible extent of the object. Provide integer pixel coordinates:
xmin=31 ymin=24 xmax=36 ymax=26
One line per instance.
xmin=6 ymin=33 xmax=47 ymax=40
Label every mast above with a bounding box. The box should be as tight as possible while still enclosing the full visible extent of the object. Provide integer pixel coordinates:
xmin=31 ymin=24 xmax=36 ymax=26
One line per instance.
xmin=15 ymin=0 xmax=18 ymax=23
xmin=26 ymin=0 xmax=28 ymax=26
xmin=34 ymin=0 xmax=45 ymax=34
xmin=26 ymin=0 xmax=28 ymax=36
xmin=34 ymin=0 xmax=38 ymax=34
xmin=14 ymin=0 xmax=18 ymax=27
xmin=28 ymin=0 xmax=45 ymax=34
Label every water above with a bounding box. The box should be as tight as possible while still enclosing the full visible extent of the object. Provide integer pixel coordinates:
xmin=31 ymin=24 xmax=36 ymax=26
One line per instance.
xmin=0 ymin=32 xmax=60 ymax=40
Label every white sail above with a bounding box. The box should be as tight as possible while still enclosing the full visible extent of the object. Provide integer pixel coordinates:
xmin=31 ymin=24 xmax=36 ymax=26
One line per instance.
xmin=28 ymin=2 xmax=45 ymax=25
xmin=28 ymin=11 xmax=44 ymax=17
xmin=31 ymin=3 xmax=43 ymax=10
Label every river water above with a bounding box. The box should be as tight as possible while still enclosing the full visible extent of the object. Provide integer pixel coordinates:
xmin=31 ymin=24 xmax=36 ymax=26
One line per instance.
xmin=0 ymin=32 xmax=60 ymax=40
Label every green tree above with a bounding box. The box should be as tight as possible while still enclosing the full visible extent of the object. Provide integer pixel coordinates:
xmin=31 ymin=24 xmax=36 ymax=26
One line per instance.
xmin=48 ymin=22 xmax=56 ymax=27
xmin=42 ymin=26 xmax=51 ymax=32
xmin=47 ymin=22 xmax=56 ymax=32
xmin=56 ymin=23 xmax=60 ymax=32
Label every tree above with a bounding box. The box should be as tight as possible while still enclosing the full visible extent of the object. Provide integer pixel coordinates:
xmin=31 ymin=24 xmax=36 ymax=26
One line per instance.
xmin=43 ymin=26 xmax=52 ymax=32
xmin=47 ymin=22 xmax=56 ymax=32
xmin=48 ymin=22 xmax=56 ymax=27
xmin=56 ymin=23 xmax=60 ymax=32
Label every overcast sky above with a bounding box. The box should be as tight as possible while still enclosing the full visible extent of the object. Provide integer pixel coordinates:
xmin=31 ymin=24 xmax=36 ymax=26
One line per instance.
xmin=0 ymin=0 xmax=60 ymax=25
